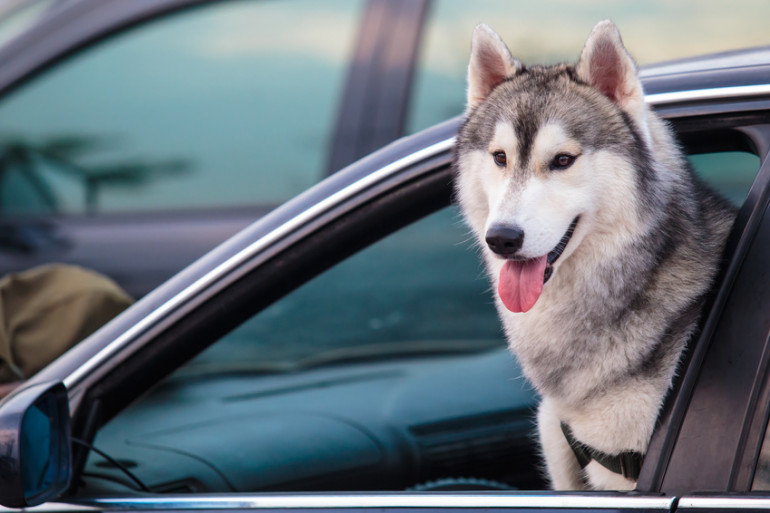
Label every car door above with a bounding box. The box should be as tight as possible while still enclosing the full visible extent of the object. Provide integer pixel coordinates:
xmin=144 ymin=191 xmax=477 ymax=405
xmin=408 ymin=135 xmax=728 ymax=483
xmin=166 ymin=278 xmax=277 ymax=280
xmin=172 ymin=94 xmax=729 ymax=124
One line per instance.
xmin=636 ymin=126 xmax=770 ymax=499
xmin=657 ymin=166 xmax=770 ymax=500
xmin=4 ymin=91 xmax=755 ymax=495
xmin=37 ymin=118 xmax=680 ymax=513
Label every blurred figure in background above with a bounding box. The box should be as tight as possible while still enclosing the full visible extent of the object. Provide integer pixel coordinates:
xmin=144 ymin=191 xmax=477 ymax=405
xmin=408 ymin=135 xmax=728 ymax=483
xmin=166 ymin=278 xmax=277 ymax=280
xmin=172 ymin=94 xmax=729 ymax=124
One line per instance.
xmin=0 ymin=264 xmax=133 ymax=397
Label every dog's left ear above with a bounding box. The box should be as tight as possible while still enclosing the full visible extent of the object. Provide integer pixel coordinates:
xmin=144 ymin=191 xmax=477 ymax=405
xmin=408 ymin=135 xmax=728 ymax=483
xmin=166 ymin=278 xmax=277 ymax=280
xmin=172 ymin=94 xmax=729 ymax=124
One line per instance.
xmin=577 ymin=21 xmax=651 ymax=143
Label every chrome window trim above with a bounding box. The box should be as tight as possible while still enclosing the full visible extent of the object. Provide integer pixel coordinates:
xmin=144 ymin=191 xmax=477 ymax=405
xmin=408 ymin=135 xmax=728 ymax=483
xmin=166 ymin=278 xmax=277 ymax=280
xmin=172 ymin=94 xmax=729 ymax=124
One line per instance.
xmin=646 ymin=84 xmax=770 ymax=106
xmin=63 ymin=137 xmax=456 ymax=390
xmin=76 ymin=494 xmax=675 ymax=510
xmin=4 ymin=504 xmax=99 ymax=513
xmin=679 ymin=497 xmax=770 ymax=509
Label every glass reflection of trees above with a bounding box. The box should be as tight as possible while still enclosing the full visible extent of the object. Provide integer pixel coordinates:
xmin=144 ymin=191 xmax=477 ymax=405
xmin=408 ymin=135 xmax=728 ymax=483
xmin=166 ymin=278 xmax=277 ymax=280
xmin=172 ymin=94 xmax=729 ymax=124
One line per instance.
xmin=0 ymin=134 xmax=189 ymax=215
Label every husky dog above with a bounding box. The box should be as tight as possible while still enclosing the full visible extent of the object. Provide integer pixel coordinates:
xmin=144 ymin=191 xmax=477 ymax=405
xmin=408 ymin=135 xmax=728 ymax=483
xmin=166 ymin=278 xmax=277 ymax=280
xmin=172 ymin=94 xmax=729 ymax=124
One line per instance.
xmin=454 ymin=21 xmax=735 ymax=490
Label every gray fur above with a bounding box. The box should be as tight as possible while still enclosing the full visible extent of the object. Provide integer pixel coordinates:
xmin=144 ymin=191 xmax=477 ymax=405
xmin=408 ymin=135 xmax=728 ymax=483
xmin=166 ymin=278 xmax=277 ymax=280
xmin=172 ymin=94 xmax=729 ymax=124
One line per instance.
xmin=454 ymin=21 xmax=736 ymax=490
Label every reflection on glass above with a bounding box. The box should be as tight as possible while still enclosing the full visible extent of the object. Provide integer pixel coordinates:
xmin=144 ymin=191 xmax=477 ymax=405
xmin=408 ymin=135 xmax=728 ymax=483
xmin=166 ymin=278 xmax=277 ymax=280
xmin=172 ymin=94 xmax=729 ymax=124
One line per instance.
xmin=19 ymin=387 xmax=69 ymax=505
xmin=0 ymin=0 xmax=363 ymax=214
xmin=20 ymin=401 xmax=52 ymax=497
xmin=688 ymin=151 xmax=760 ymax=205
xmin=0 ymin=135 xmax=189 ymax=215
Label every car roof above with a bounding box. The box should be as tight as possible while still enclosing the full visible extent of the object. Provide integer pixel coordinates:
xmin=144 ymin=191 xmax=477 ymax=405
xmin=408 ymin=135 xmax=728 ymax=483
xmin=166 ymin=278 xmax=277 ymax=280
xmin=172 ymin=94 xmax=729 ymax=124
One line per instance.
xmin=640 ymin=46 xmax=770 ymax=98
xmin=641 ymin=45 xmax=770 ymax=77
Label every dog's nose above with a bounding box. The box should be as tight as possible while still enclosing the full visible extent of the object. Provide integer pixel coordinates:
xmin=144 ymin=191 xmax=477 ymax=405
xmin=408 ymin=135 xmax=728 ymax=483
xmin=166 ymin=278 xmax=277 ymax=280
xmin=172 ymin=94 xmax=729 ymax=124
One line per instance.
xmin=486 ymin=225 xmax=524 ymax=256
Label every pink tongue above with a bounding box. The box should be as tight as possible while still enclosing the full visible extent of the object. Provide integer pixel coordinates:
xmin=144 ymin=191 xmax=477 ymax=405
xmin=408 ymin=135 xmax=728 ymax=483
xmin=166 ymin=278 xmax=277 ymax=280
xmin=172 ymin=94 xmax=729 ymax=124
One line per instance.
xmin=498 ymin=256 xmax=548 ymax=313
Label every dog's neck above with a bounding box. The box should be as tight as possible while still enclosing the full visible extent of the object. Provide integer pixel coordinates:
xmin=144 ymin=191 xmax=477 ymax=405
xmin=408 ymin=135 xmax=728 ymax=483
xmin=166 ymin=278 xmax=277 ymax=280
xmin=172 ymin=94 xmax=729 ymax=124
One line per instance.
xmin=560 ymin=421 xmax=644 ymax=480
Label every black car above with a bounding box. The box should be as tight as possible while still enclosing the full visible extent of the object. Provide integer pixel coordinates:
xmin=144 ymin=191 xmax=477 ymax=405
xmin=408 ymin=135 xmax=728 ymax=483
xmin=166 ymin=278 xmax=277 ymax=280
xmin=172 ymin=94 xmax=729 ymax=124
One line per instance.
xmin=0 ymin=0 xmax=767 ymax=298
xmin=0 ymin=43 xmax=770 ymax=513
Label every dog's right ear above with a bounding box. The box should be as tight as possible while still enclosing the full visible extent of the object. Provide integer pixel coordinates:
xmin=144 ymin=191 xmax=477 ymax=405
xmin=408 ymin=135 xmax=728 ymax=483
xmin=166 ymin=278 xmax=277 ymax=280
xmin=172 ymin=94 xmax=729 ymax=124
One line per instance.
xmin=467 ymin=24 xmax=520 ymax=111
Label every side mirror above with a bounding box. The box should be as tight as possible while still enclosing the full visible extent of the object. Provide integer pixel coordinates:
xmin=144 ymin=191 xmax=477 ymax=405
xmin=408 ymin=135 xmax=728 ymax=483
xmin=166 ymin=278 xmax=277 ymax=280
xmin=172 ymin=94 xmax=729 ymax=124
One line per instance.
xmin=0 ymin=381 xmax=71 ymax=508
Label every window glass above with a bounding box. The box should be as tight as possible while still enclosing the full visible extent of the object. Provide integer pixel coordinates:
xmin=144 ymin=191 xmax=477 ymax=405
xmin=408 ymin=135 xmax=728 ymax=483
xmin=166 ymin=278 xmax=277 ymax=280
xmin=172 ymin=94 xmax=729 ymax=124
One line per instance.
xmin=688 ymin=151 xmax=759 ymax=206
xmin=84 ymin=207 xmax=540 ymax=495
xmin=409 ymin=0 xmax=770 ymax=135
xmin=0 ymin=0 xmax=363 ymax=215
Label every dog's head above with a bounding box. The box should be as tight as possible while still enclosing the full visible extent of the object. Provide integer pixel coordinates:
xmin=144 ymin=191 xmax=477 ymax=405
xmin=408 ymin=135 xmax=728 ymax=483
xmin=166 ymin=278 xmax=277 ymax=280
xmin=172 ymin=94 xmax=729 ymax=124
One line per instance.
xmin=456 ymin=21 xmax=656 ymax=314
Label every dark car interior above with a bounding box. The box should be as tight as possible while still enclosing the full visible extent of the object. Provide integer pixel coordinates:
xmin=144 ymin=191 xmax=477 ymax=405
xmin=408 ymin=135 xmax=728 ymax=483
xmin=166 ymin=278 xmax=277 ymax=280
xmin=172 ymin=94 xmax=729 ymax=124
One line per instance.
xmin=76 ymin=201 xmax=546 ymax=494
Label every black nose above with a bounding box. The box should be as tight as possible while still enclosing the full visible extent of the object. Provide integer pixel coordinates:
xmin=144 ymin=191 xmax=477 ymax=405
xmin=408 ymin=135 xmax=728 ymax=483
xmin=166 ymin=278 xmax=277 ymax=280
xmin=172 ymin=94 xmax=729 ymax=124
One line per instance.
xmin=486 ymin=225 xmax=524 ymax=256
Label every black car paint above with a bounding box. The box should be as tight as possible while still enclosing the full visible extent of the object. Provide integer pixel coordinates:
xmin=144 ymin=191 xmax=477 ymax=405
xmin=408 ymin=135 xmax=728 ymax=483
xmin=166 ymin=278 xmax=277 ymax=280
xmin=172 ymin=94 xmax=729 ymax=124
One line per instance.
xmin=645 ymin=123 xmax=770 ymax=493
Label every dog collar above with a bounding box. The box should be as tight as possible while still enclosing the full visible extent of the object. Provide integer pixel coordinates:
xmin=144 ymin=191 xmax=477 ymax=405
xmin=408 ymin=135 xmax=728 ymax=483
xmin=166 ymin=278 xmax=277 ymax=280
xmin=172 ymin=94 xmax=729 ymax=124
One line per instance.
xmin=560 ymin=422 xmax=644 ymax=481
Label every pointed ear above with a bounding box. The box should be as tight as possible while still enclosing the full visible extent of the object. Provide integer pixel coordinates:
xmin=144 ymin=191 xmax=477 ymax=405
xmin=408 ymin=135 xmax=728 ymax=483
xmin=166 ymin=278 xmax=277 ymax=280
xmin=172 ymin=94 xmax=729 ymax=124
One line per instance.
xmin=467 ymin=24 xmax=521 ymax=110
xmin=576 ymin=20 xmax=643 ymax=110
xmin=577 ymin=20 xmax=651 ymax=146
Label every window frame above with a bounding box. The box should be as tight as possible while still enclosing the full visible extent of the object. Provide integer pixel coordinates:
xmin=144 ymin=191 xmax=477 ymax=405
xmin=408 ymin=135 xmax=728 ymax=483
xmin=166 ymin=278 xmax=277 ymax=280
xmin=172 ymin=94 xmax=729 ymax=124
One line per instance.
xmin=638 ymin=122 xmax=770 ymax=494
xmin=72 ymin=120 xmax=770 ymax=496
xmin=17 ymin=96 xmax=770 ymax=501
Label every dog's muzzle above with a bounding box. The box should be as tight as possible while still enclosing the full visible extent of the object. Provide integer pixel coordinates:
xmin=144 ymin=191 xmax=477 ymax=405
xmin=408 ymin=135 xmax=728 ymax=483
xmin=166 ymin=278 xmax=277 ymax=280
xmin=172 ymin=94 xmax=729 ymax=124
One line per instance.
xmin=493 ymin=217 xmax=580 ymax=313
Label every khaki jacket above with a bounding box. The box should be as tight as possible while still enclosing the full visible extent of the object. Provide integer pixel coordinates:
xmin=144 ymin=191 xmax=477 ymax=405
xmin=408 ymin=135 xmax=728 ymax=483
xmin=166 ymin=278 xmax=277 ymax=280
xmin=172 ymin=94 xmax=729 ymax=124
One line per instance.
xmin=0 ymin=264 xmax=133 ymax=382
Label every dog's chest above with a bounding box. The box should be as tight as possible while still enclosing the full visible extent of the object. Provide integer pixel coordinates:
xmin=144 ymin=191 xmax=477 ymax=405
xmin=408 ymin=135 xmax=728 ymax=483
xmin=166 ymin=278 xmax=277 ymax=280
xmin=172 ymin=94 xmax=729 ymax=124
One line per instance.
xmin=496 ymin=271 xmax=621 ymax=397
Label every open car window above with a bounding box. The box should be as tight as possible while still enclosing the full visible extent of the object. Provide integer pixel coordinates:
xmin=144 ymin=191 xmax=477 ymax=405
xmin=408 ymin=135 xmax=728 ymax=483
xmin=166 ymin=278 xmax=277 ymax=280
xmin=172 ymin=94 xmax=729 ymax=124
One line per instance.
xmin=75 ymin=138 xmax=763 ymax=496
xmin=81 ymin=205 xmax=544 ymax=495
